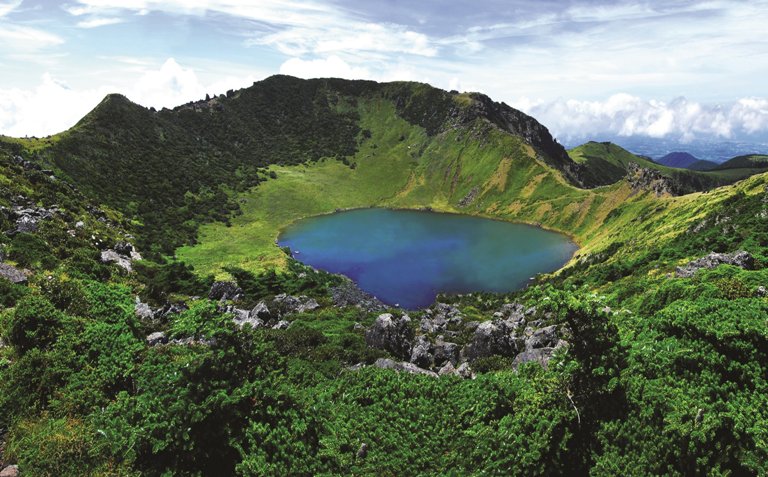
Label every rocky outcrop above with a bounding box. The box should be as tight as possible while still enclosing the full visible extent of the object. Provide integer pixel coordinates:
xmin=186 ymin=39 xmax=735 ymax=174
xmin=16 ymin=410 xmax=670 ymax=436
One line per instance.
xmin=365 ymin=313 xmax=414 ymax=360
xmin=420 ymin=303 xmax=463 ymax=334
xmin=364 ymin=301 xmax=566 ymax=376
xmin=458 ymin=186 xmax=480 ymax=208
xmin=373 ymin=358 xmax=438 ymax=378
xmin=626 ymin=162 xmax=677 ymax=196
xmin=209 ymin=281 xmax=243 ymax=301
xmin=675 ymin=250 xmax=755 ymax=278
xmin=4 ymin=204 xmax=57 ymax=235
xmin=272 ymin=293 xmax=320 ymax=317
xmin=330 ymin=281 xmax=387 ymax=312
xmin=0 ymin=263 xmax=28 ymax=284
xmin=100 ymin=242 xmax=142 ymax=272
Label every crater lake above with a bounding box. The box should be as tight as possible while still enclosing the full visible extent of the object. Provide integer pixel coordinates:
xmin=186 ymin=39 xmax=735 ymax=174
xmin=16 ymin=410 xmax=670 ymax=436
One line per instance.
xmin=278 ymin=208 xmax=578 ymax=309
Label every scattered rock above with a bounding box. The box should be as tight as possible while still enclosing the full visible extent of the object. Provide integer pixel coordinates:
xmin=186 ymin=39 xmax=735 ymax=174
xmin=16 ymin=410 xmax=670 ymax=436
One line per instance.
xmin=675 ymin=250 xmax=755 ymax=278
xmin=420 ymin=303 xmax=463 ymax=333
xmin=365 ymin=313 xmax=414 ymax=360
xmin=134 ymin=297 xmax=155 ymax=321
xmin=458 ymin=186 xmax=480 ymax=207
xmin=373 ymin=358 xmax=438 ymax=377
xmin=438 ymin=361 xmax=458 ymax=376
xmin=100 ymin=243 xmax=142 ymax=272
xmin=272 ymin=320 xmax=291 ymax=330
xmin=5 ymin=205 xmax=56 ymax=235
xmin=757 ymin=285 xmax=767 ymax=297
xmin=209 ymin=281 xmax=243 ymax=301
xmin=154 ymin=302 xmax=188 ymax=321
xmin=356 ymin=443 xmax=368 ymax=460
xmin=146 ymin=331 xmax=168 ymax=346
xmin=456 ymin=362 xmax=475 ymax=379
xmin=330 ymin=281 xmax=387 ymax=312
xmin=0 ymin=263 xmax=28 ymax=284
xmin=0 ymin=465 xmax=19 ymax=477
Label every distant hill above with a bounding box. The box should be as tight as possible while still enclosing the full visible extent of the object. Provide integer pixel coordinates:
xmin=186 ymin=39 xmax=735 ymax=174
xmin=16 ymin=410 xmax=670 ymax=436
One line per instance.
xmin=657 ymin=152 xmax=718 ymax=171
xmin=568 ymin=141 xmax=765 ymax=192
xmin=715 ymin=154 xmax=768 ymax=170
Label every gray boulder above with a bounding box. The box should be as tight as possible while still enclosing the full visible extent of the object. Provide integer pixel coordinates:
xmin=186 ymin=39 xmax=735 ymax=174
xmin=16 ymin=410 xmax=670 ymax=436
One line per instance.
xmin=421 ymin=303 xmax=463 ymax=333
xmin=0 ymin=263 xmax=28 ymax=284
xmin=365 ymin=313 xmax=414 ymax=360
xmin=0 ymin=465 xmax=19 ymax=477
xmin=513 ymin=348 xmax=555 ymax=369
xmin=432 ymin=338 xmax=459 ymax=366
xmin=134 ymin=302 xmax=154 ymax=321
xmin=146 ymin=331 xmax=168 ymax=346
xmin=250 ymin=301 xmax=271 ymax=320
xmin=675 ymin=250 xmax=755 ymax=278
xmin=409 ymin=335 xmax=434 ymax=368
xmin=462 ymin=320 xmax=520 ymax=361
xmin=209 ymin=281 xmax=243 ymax=301
xmin=525 ymin=325 xmax=559 ymax=350
xmin=100 ymin=244 xmax=142 ymax=272
xmin=272 ymin=320 xmax=291 ymax=330
xmin=456 ymin=362 xmax=475 ymax=379
xmin=272 ymin=293 xmax=320 ymax=316
xmin=373 ymin=358 xmax=438 ymax=378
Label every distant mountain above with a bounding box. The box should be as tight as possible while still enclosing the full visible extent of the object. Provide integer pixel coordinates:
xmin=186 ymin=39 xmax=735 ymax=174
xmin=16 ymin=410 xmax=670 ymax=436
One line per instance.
xmin=657 ymin=152 xmax=718 ymax=171
xmin=560 ymin=135 xmax=768 ymax=163
xmin=715 ymin=154 xmax=768 ymax=170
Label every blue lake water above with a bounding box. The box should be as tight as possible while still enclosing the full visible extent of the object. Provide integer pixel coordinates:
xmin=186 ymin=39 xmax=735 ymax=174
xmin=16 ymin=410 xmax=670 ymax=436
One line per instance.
xmin=278 ymin=208 xmax=578 ymax=309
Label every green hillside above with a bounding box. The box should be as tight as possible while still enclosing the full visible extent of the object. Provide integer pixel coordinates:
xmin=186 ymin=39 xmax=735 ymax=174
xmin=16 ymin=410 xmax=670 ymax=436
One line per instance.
xmin=2 ymin=76 xmax=768 ymax=475
xmin=715 ymin=153 xmax=768 ymax=170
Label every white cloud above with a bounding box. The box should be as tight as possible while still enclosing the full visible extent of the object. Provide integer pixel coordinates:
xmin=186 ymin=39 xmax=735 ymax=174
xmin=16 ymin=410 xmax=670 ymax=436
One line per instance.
xmin=0 ymin=58 xmax=261 ymax=137
xmin=0 ymin=24 xmax=64 ymax=51
xmin=0 ymin=74 xmax=110 ymax=137
xmin=76 ymin=17 xmax=123 ymax=28
xmin=0 ymin=0 xmax=21 ymax=17
xmin=514 ymin=94 xmax=768 ymax=143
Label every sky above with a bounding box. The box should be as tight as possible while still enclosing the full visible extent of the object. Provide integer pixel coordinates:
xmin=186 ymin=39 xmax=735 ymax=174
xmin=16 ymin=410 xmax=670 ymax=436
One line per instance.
xmin=0 ymin=0 xmax=767 ymax=144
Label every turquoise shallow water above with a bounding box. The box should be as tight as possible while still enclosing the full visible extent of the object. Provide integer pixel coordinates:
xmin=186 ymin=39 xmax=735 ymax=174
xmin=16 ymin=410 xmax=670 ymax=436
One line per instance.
xmin=278 ymin=208 xmax=578 ymax=309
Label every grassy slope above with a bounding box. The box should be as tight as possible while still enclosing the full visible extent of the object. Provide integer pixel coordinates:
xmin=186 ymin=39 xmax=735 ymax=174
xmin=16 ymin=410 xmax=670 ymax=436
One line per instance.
xmin=715 ymin=153 xmax=768 ymax=170
xmin=179 ymin=98 xmax=768 ymax=280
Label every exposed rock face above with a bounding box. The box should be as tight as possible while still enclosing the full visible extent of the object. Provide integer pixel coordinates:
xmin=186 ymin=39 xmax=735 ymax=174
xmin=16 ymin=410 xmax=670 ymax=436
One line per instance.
xmin=272 ymin=293 xmax=320 ymax=317
xmin=373 ymin=358 xmax=438 ymax=378
xmin=0 ymin=263 xmax=28 ymax=284
xmin=134 ymin=298 xmax=154 ymax=321
xmin=458 ymin=186 xmax=480 ymax=207
xmin=409 ymin=335 xmax=434 ymax=369
xmin=330 ymin=281 xmax=387 ymax=312
xmin=463 ymin=321 xmax=521 ymax=361
xmin=250 ymin=301 xmax=271 ymax=320
xmin=626 ymin=162 xmax=677 ymax=196
xmin=675 ymin=250 xmax=755 ymax=278
xmin=209 ymin=281 xmax=243 ymax=301
xmin=420 ymin=303 xmax=463 ymax=334
xmin=365 ymin=313 xmax=414 ymax=360
xmin=5 ymin=204 xmax=56 ymax=235
xmin=100 ymin=242 xmax=142 ymax=272
xmin=525 ymin=325 xmax=559 ymax=351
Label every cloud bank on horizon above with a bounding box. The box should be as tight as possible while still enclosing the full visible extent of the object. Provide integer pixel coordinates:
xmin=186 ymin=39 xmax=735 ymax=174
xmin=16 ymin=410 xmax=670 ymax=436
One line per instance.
xmin=0 ymin=0 xmax=767 ymax=145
